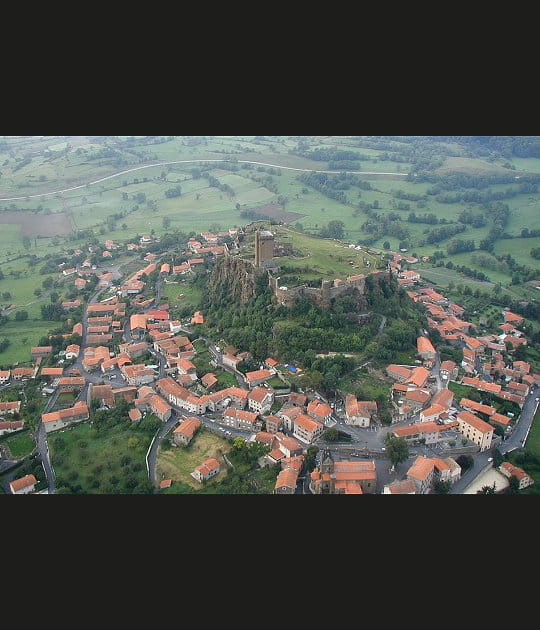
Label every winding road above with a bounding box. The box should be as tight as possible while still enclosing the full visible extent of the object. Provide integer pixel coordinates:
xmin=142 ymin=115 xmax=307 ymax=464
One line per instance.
xmin=0 ymin=160 xmax=408 ymax=202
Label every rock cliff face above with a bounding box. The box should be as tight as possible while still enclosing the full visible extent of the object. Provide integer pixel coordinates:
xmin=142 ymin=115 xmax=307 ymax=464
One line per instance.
xmin=208 ymin=256 xmax=258 ymax=306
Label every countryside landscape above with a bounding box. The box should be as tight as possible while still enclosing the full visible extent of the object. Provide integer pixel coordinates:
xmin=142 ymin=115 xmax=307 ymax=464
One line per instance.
xmin=1 ymin=135 xmax=539 ymax=495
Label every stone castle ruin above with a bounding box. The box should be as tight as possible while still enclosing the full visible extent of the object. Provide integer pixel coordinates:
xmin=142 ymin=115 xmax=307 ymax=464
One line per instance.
xmin=227 ymin=223 xmax=392 ymax=309
xmin=269 ymin=270 xmax=390 ymax=309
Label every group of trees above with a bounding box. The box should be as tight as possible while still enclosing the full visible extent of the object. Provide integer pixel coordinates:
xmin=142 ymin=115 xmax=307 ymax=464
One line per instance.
xmin=425 ymin=224 xmax=466 ymax=245
xmin=447 ymin=238 xmax=476 ymax=255
xmin=164 ymin=185 xmax=182 ymax=198
xmin=319 ymin=220 xmax=345 ymax=239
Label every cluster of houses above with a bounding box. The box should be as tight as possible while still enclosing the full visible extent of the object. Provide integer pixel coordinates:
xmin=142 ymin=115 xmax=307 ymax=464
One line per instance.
xmin=3 ymin=235 xmax=538 ymax=494
xmin=379 ymin=276 xmax=540 ymax=456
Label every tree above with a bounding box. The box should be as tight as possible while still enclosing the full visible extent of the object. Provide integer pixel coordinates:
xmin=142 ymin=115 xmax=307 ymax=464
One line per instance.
xmin=479 ymin=484 xmax=496 ymax=494
xmin=456 ymin=454 xmax=473 ymax=471
xmin=384 ymin=434 xmax=409 ymax=467
xmin=321 ymin=220 xmax=345 ymax=239
xmin=433 ymin=480 xmax=452 ymax=494
xmin=383 ymin=241 xmax=391 ymax=250
xmin=324 ymin=427 xmax=339 ymax=442
xmin=492 ymin=447 xmax=504 ymax=468
xmin=162 ymin=217 xmax=171 ymax=230
xmin=15 ymin=310 xmax=28 ymax=321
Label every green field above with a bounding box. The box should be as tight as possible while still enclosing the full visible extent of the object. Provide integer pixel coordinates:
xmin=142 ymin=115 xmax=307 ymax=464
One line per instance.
xmin=157 ymin=428 xmax=230 ymax=490
xmin=0 ymin=320 xmax=57 ymax=367
xmin=48 ymin=414 xmax=159 ymax=494
xmin=272 ymin=226 xmax=382 ymax=285
xmin=2 ymin=431 xmax=35 ymax=458
xmin=161 ymin=279 xmax=202 ymax=312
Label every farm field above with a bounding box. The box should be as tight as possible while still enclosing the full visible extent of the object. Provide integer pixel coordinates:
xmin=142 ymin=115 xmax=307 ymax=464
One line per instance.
xmin=157 ymin=428 xmax=231 ymax=491
xmin=493 ymin=237 xmax=540 ymax=268
xmin=0 ymin=320 xmax=57 ymax=367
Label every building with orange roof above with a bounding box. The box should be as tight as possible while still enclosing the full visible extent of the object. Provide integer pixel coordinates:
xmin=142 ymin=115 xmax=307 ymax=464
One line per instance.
xmin=310 ymin=450 xmax=376 ymax=494
xmin=247 ymin=387 xmax=274 ymax=414
xmin=293 ymin=413 xmax=324 ymax=444
xmin=440 ymin=360 xmax=457 ymax=380
xmin=507 ymin=381 xmax=529 ymax=396
xmin=513 ymin=360 xmax=531 ymax=374
xmin=223 ymin=408 xmax=261 ymax=431
xmin=9 ymin=474 xmax=37 ymax=494
xmin=41 ymin=401 xmax=89 ymax=433
xmin=65 ymin=344 xmax=80 ymax=359
xmin=404 ymin=388 xmax=432 ymax=410
xmin=148 ymin=394 xmax=172 ymax=421
xmin=489 ymin=412 xmax=512 ymax=427
xmin=456 ymin=410 xmax=494 ymax=451
xmin=201 ymin=372 xmax=218 ymax=389
xmin=0 ymin=401 xmax=21 ymax=416
xmin=345 ymin=395 xmax=377 ymax=427
xmin=12 ymin=367 xmax=35 ymax=380
xmin=176 ymin=358 xmax=197 ymax=379
xmin=191 ymin=457 xmax=220 ymax=483
xmin=504 ymin=311 xmax=524 ymax=325
xmin=417 ymin=336 xmax=436 ymax=360
xmin=40 ymin=367 xmax=64 ymax=379
xmin=74 ymin=277 xmax=87 ymax=290
xmin=128 ymin=408 xmax=142 ymax=422
xmin=130 ymin=314 xmax=148 ymax=338
xmin=307 ymin=399 xmax=332 ymax=423
xmin=31 ymin=346 xmax=53 ymax=360
xmin=0 ymin=370 xmax=12 ymax=384
xmin=386 ymin=364 xmax=413 ymax=382
xmin=274 ymin=467 xmax=299 ymax=494
xmin=431 ymin=388 xmax=454 ymax=410
xmin=460 ymin=398 xmax=496 ymax=417
xmin=265 ymin=357 xmax=278 ymax=368
xmin=383 ymin=479 xmax=417 ymax=494
xmin=406 ymin=456 xmax=435 ymax=494
xmin=499 ymin=461 xmax=534 ymax=489
xmin=174 ymin=417 xmax=202 ymax=445
xmin=406 ymin=366 xmax=430 ymax=389
xmin=393 ymin=421 xmax=459 ymax=445
xmin=245 ymin=369 xmax=273 ymax=387
xmin=254 ymin=431 xmax=275 ymax=447
xmin=121 ymin=364 xmax=155 ymax=386
xmin=273 ymin=433 xmax=304 ymax=458
xmin=419 ymin=403 xmax=447 ymax=423
xmin=0 ymin=420 xmax=25 ymax=436
xmin=191 ymin=311 xmax=204 ymax=325
xmin=156 ymin=377 xmax=208 ymax=415
xmin=265 ymin=415 xmax=282 ymax=434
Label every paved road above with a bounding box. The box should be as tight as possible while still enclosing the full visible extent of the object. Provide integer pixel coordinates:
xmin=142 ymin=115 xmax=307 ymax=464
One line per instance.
xmin=450 ymin=387 xmax=539 ymax=494
xmin=35 ymin=389 xmax=60 ymax=494
xmin=147 ymin=413 xmax=180 ymax=488
xmin=0 ymin=160 xmax=409 ymax=202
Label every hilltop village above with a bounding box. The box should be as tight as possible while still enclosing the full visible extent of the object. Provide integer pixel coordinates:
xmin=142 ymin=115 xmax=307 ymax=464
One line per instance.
xmin=1 ymin=225 xmax=539 ymax=495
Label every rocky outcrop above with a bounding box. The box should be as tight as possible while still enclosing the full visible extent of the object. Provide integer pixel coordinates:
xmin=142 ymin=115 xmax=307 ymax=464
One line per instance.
xmin=208 ymin=256 xmax=259 ymax=306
